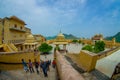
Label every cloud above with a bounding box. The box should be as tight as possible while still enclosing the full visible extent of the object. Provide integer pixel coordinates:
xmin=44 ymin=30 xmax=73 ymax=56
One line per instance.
xmin=0 ymin=0 xmax=120 ymax=37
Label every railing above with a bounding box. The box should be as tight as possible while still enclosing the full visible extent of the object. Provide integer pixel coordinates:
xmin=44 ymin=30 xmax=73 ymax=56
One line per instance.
xmin=0 ymin=50 xmax=35 ymax=54
xmin=9 ymin=27 xmax=26 ymax=32
xmin=97 ymin=47 xmax=120 ymax=59
xmin=55 ymin=51 xmax=85 ymax=80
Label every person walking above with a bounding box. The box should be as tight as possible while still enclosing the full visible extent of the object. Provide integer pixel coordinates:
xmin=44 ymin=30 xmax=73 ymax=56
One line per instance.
xmin=28 ymin=59 xmax=34 ymax=73
xmin=52 ymin=59 xmax=56 ymax=68
xmin=40 ymin=61 xmax=48 ymax=77
xmin=34 ymin=59 xmax=39 ymax=74
xmin=47 ymin=60 xmax=51 ymax=71
xmin=21 ymin=59 xmax=29 ymax=72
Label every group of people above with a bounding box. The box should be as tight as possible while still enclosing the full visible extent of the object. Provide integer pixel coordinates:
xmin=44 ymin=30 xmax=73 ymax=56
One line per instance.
xmin=21 ymin=58 xmax=56 ymax=77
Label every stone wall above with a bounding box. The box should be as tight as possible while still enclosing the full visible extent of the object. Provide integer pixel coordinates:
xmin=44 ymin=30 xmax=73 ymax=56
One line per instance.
xmin=78 ymin=50 xmax=98 ymax=72
xmin=0 ymin=52 xmax=40 ymax=63
xmin=55 ymin=51 xmax=85 ymax=80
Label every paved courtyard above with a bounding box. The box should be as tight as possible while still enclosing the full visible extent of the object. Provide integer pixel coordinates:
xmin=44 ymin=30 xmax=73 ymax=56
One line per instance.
xmin=0 ymin=54 xmax=57 ymax=80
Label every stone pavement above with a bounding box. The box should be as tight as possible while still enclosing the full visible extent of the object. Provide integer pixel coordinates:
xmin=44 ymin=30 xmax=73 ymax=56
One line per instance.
xmin=0 ymin=66 xmax=56 ymax=80
xmin=0 ymin=54 xmax=57 ymax=80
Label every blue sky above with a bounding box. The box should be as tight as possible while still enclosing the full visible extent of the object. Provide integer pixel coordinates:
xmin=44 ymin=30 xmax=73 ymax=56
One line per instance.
xmin=0 ymin=0 xmax=120 ymax=38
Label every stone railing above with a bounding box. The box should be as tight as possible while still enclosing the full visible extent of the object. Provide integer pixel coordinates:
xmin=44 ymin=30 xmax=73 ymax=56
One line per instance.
xmin=55 ymin=51 xmax=85 ymax=80
xmin=97 ymin=47 xmax=120 ymax=60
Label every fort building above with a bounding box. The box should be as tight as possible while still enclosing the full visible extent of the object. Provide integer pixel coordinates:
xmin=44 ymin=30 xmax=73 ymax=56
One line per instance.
xmin=0 ymin=16 xmax=45 ymax=52
xmin=0 ymin=16 xmax=45 ymax=64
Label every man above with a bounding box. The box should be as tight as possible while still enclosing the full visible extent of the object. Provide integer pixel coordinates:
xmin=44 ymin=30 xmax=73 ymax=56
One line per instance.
xmin=21 ymin=59 xmax=29 ymax=72
xmin=34 ymin=59 xmax=39 ymax=74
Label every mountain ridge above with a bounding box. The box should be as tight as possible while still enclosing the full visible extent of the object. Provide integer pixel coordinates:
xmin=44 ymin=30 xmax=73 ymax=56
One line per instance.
xmin=105 ymin=32 xmax=120 ymax=42
xmin=46 ymin=33 xmax=79 ymax=40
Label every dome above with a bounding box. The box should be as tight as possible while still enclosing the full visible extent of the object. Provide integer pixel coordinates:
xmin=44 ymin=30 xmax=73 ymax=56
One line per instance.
xmin=57 ymin=33 xmax=64 ymax=37
xmin=27 ymin=34 xmax=34 ymax=39
xmin=25 ymin=34 xmax=36 ymax=43
xmin=55 ymin=32 xmax=65 ymax=41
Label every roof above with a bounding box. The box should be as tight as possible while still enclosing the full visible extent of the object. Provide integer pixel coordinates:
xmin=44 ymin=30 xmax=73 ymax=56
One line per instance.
xmin=9 ymin=16 xmax=26 ymax=24
xmin=57 ymin=33 xmax=64 ymax=37
xmin=53 ymin=42 xmax=68 ymax=45
xmin=24 ymin=42 xmax=38 ymax=45
xmin=25 ymin=34 xmax=36 ymax=43
xmin=92 ymin=34 xmax=103 ymax=40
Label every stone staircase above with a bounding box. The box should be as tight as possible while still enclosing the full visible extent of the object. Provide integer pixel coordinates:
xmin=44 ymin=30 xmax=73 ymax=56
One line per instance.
xmin=90 ymin=69 xmax=110 ymax=80
xmin=65 ymin=55 xmax=110 ymax=80
xmin=65 ymin=55 xmax=85 ymax=73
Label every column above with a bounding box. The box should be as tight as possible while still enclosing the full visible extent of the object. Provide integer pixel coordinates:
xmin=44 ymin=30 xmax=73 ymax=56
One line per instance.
xmin=23 ymin=45 xmax=25 ymax=51
xmin=63 ymin=44 xmax=66 ymax=50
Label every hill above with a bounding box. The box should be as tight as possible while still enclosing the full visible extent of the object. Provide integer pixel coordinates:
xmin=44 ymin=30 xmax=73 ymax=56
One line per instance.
xmin=46 ymin=33 xmax=79 ymax=40
xmin=63 ymin=33 xmax=79 ymax=39
xmin=105 ymin=32 xmax=120 ymax=42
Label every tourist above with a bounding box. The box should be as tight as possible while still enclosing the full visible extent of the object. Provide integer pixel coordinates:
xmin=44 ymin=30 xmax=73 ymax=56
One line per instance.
xmin=21 ymin=59 xmax=29 ymax=72
xmin=34 ymin=59 xmax=39 ymax=74
xmin=46 ymin=60 xmax=50 ymax=71
xmin=52 ymin=59 xmax=56 ymax=68
xmin=49 ymin=59 xmax=51 ymax=65
xmin=40 ymin=61 xmax=43 ymax=72
xmin=28 ymin=59 xmax=34 ymax=73
xmin=40 ymin=61 xmax=48 ymax=77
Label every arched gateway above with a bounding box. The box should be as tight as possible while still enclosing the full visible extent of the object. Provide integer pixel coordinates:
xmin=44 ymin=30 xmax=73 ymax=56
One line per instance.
xmin=53 ymin=32 xmax=68 ymax=51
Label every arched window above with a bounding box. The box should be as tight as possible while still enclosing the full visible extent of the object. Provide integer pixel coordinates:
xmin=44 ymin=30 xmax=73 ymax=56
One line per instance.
xmin=14 ymin=24 xmax=17 ymax=28
xmin=20 ymin=26 xmax=22 ymax=29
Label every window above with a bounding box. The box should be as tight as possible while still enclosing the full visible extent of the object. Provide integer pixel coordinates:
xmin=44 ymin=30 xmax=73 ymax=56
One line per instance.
xmin=20 ymin=26 xmax=22 ymax=29
xmin=14 ymin=24 xmax=17 ymax=28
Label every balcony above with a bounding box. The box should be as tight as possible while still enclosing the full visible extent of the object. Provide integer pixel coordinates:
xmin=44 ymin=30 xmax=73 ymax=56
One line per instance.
xmin=9 ymin=27 xmax=26 ymax=32
xmin=8 ymin=39 xmax=25 ymax=45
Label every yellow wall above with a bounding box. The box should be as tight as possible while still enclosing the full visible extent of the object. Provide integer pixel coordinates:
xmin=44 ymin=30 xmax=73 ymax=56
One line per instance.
xmin=0 ymin=21 xmax=2 ymax=44
xmin=0 ymin=52 xmax=40 ymax=63
xmin=81 ymin=39 xmax=92 ymax=45
xmin=81 ymin=39 xmax=120 ymax=48
xmin=0 ymin=52 xmax=40 ymax=70
xmin=78 ymin=50 xmax=98 ymax=72
xmin=3 ymin=18 xmax=26 ymax=44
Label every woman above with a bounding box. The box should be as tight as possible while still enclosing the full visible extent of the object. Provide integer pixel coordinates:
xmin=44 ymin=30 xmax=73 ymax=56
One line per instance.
xmin=28 ymin=59 xmax=34 ymax=73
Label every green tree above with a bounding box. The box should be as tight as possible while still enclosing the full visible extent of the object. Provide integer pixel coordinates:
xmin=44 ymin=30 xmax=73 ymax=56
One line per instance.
xmin=54 ymin=46 xmax=60 ymax=51
xmin=78 ymin=40 xmax=82 ymax=43
xmin=82 ymin=45 xmax=93 ymax=52
xmin=72 ymin=39 xmax=78 ymax=43
xmin=94 ymin=41 xmax=105 ymax=53
xmin=38 ymin=43 xmax=53 ymax=54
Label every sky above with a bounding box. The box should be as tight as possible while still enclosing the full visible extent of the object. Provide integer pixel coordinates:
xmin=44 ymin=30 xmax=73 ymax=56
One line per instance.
xmin=0 ymin=0 xmax=120 ymax=38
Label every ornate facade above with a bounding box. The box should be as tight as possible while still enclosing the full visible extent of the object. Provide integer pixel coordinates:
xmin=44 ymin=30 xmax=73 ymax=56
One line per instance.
xmin=0 ymin=16 xmax=45 ymax=52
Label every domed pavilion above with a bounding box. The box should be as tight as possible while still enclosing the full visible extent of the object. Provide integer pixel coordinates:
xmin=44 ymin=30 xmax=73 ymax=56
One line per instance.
xmin=53 ymin=31 xmax=68 ymax=50
xmin=23 ymin=34 xmax=38 ymax=51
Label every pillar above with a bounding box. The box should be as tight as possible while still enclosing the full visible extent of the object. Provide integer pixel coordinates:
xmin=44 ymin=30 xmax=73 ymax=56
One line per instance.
xmin=23 ymin=45 xmax=25 ymax=51
xmin=27 ymin=45 xmax=29 ymax=51
xmin=63 ymin=44 xmax=66 ymax=50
